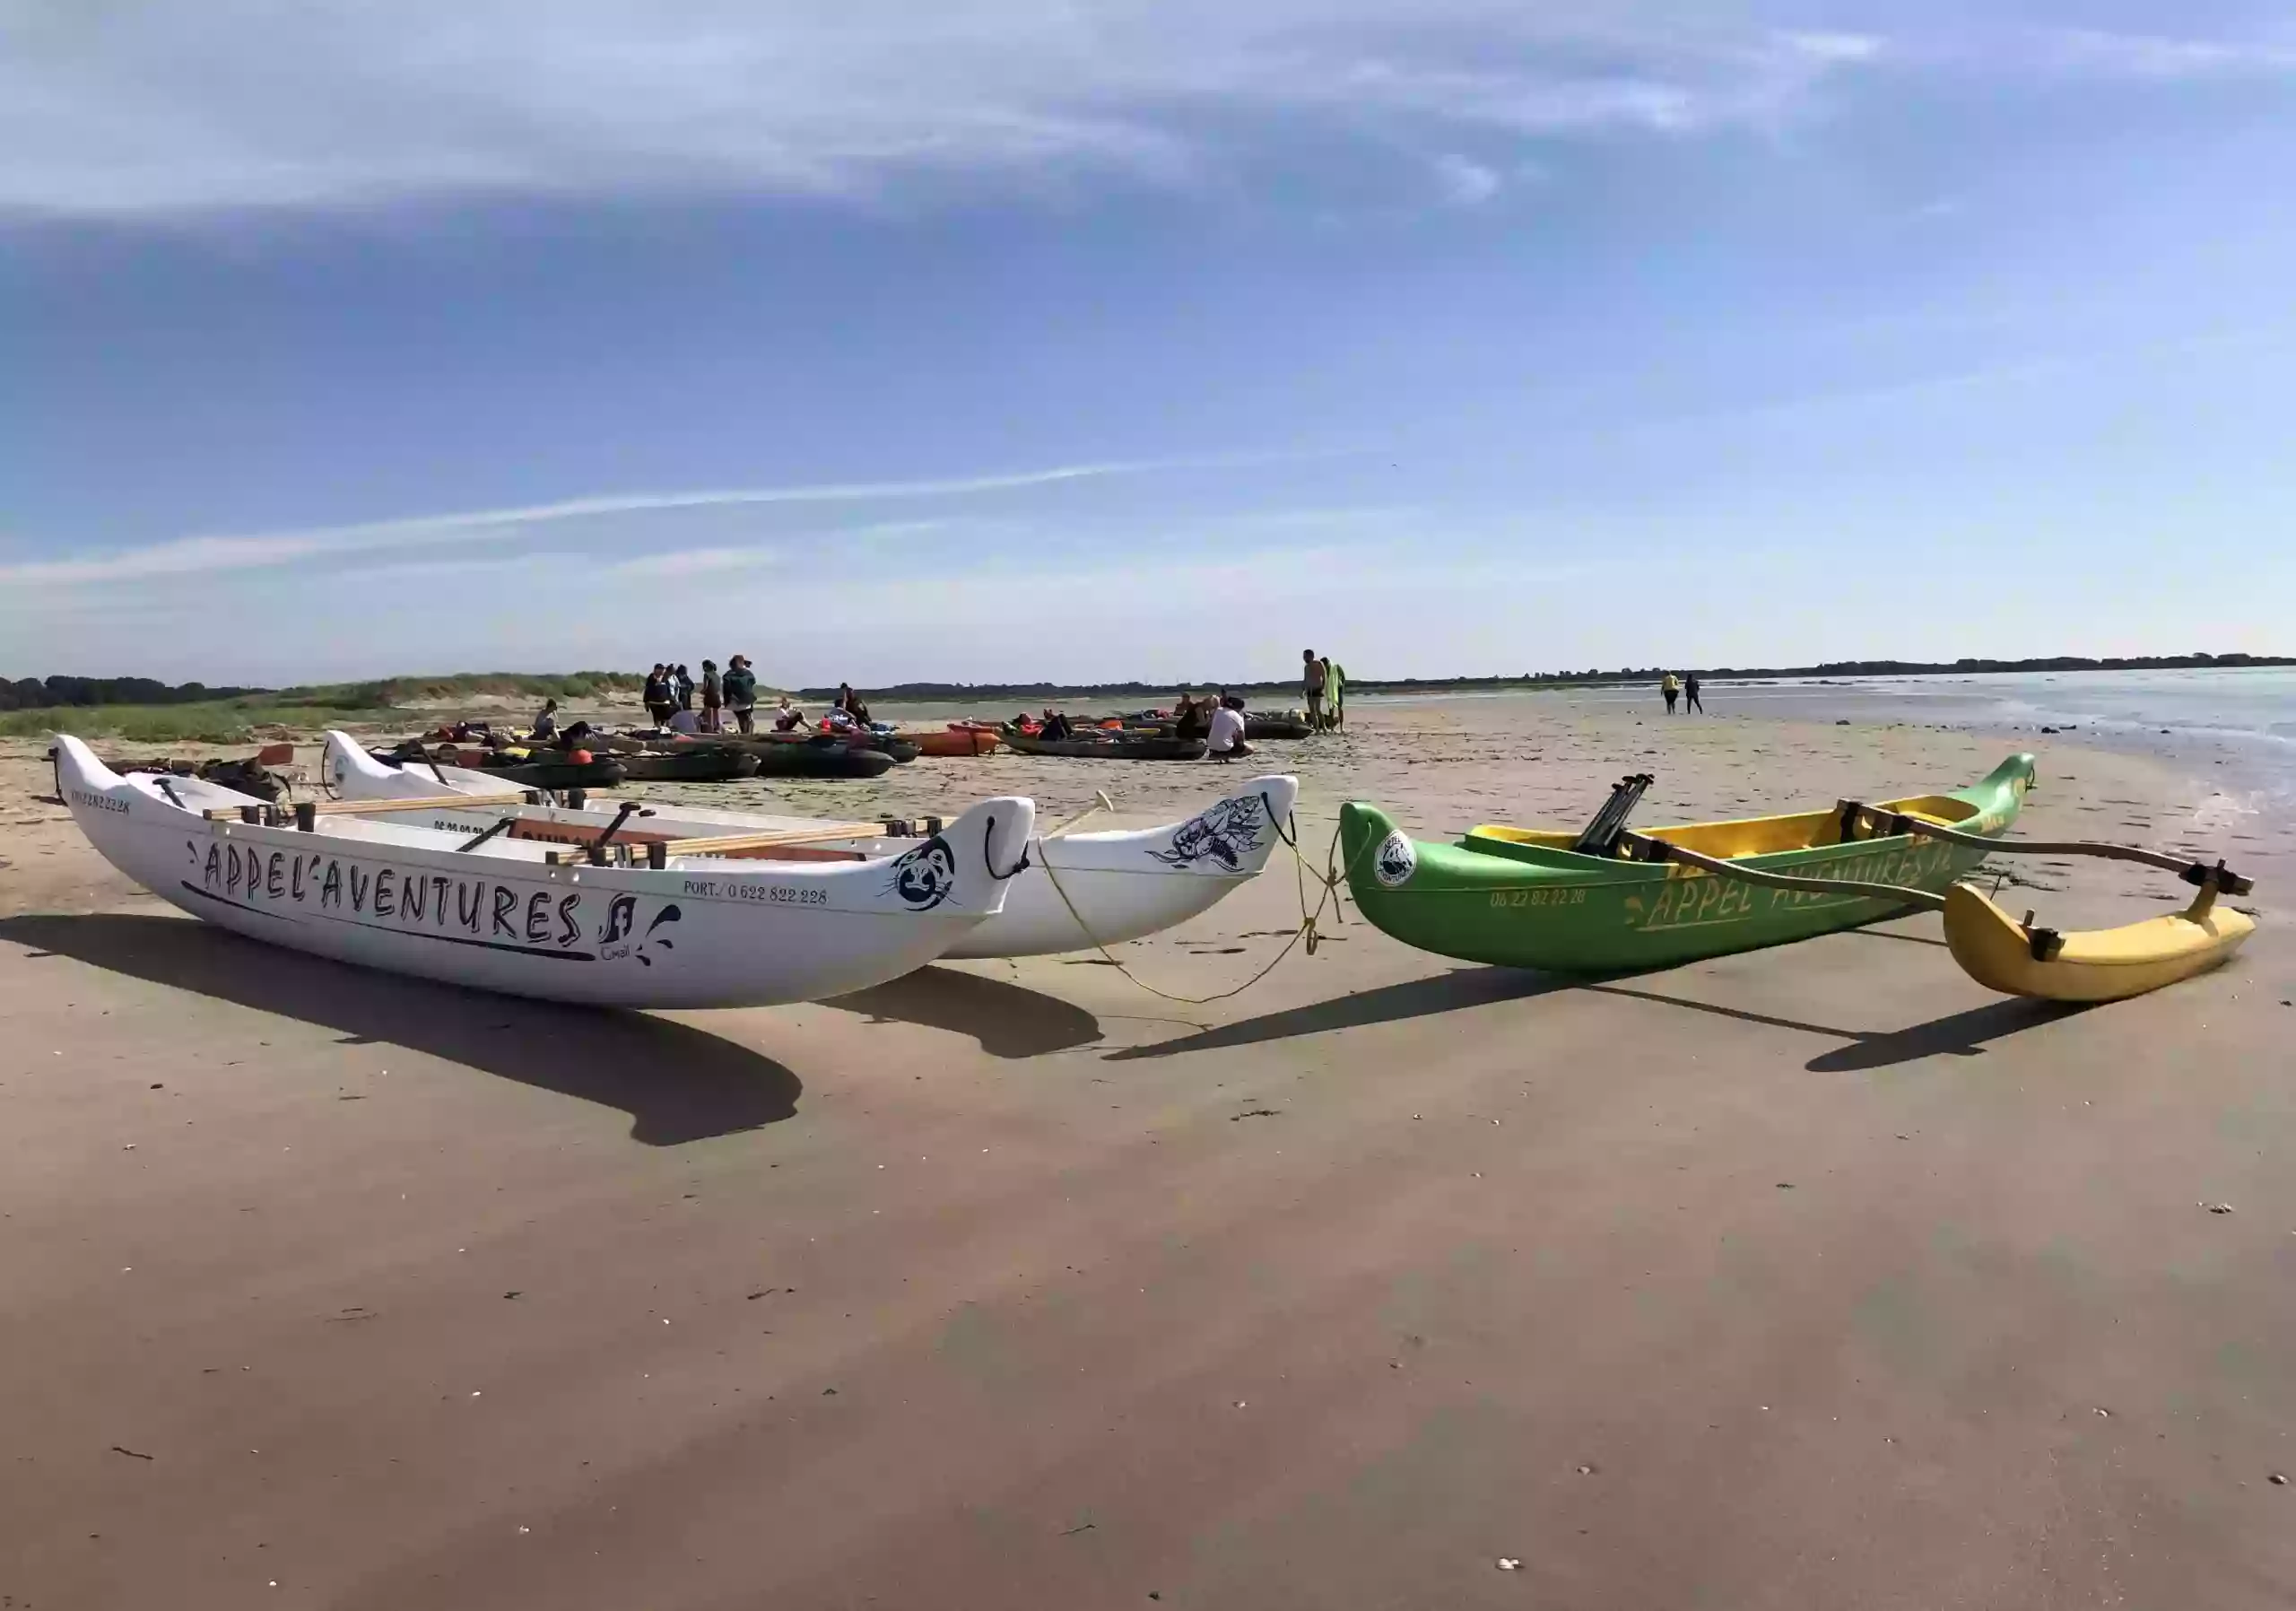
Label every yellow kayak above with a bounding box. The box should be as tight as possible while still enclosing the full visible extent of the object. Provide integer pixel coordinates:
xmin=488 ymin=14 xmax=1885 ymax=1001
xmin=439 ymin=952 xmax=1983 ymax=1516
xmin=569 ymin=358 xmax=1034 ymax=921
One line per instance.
xmin=1943 ymin=883 xmax=2257 ymax=1003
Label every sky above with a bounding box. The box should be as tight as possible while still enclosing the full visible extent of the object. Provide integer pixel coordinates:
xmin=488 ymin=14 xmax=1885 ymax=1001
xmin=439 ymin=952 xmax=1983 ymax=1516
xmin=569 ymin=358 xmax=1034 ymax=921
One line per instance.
xmin=4 ymin=0 xmax=2296 ymax=688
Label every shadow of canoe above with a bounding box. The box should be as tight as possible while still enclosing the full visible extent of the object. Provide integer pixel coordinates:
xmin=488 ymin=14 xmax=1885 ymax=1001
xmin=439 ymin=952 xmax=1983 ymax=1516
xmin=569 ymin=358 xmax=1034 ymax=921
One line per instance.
xmin=823 ymin=965 xmax=1104 ymax=1058
xmin=0 ymin=912 xmax=802 ymax=1145
xmin=1104 ymin=967 xmax=1572 ymax=1060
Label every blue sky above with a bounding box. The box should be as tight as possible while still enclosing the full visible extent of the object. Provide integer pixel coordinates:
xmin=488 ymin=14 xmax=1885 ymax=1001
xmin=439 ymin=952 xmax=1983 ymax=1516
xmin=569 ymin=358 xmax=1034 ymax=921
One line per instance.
xmin=4 ymin=1 xmax=2295 ymax=687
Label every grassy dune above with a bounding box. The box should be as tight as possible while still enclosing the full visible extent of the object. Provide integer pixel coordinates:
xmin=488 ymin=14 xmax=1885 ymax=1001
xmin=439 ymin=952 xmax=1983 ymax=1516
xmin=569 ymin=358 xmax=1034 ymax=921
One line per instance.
xmin=4 ymin=672 xmax=643 ymax=744
xmin=2 ymin=700 xmax=393 ymax=744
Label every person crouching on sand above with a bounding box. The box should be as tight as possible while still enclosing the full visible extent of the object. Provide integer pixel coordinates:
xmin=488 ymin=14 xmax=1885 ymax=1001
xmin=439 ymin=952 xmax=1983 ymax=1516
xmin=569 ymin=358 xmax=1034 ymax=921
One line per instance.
xmin=1207 ymin=700 xmax=1252 ymax=760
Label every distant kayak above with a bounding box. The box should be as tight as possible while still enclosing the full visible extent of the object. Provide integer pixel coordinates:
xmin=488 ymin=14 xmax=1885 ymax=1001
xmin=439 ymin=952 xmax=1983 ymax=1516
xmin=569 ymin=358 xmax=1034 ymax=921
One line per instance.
xmin=615 ymin=748 xmax=763 ymax=783
xmin=911 ymin=725 xmax=1004 ymax=757
xmin=748 ymin=738 xmax=897 ymax=779
xmin=473 ymin=753 xmax=628 ymax=791
xmin=1004 ymin=731 xmax=1209 ymax=761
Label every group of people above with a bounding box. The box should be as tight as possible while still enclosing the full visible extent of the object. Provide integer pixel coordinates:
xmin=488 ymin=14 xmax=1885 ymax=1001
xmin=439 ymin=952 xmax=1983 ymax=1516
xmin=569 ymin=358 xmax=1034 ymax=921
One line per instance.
xmin=1660 ymin=672 xmax=1705 ymax=714
xmin=1170 ymin=689 xmax=1252 ymax=756
xmin=623 ymin=664 xmax=875 ymax=738
xmin=638 ymin=658 xmax=762 ymax=734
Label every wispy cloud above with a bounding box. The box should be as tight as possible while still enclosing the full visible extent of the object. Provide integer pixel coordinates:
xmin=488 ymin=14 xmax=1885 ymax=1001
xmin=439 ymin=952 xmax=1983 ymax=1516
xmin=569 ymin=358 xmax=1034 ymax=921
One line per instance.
xmin=605 ymin=546 xmax=789 ymax=579
xmin=0 ymin=457 xmax=1252 ymax=588
xmin=0 ymin=3 xmax=1887 ymax=219
xmin=2039 ymin=28 xmax=2296 ymax=80
xmin=1431 ymin=153 xmax=1502 ymax=207
xmin=326 ymin=551 xmax=586 ymax=584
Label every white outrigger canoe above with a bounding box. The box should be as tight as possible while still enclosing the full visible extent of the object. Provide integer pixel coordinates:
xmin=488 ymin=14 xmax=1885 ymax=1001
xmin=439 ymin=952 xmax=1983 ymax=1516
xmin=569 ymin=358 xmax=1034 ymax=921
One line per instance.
xmin=323 ymin=732 xmax=1300 ymax=960
xmin=54 ymin=735 xmax=1034 ymax=1008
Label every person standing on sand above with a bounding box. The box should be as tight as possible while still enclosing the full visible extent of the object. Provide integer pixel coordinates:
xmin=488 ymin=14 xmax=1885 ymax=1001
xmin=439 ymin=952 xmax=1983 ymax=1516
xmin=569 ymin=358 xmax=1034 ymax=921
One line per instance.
xmin=1325 ymin=660 xmax=1345 ymax=729
xmin=722 ymin=657 xmax=758 ymax=733
xmin=644 ymin=665 xmax=674 ymax=727
xmin=674 ymin=665 xmax=695 ymax=712
xmin=1684 ymin=672 xmax=1703 ymax=714
xmin=1662 ymin=672 xmax=1680 ymax=714
xmin=699 ymin=660 xmax=723 ymax=733
xmin=1303 ymin=649 xmax=1326 ymax=729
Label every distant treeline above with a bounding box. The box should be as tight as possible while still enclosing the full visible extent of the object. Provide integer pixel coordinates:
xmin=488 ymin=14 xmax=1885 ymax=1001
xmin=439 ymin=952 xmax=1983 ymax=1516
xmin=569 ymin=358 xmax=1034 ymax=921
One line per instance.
xmin=0 ymin=670 xmax=643 ymax=713
xmin=813 ymin=653 xmax=2292 ymax=703
xmin=0 ymin=675 xmax=269 ymax=711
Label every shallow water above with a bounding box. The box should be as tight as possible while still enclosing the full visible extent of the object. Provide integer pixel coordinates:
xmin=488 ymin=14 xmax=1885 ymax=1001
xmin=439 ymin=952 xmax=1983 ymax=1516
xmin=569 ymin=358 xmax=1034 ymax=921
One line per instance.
xmin=1364 ymin=667 xmax=2296 ymax=808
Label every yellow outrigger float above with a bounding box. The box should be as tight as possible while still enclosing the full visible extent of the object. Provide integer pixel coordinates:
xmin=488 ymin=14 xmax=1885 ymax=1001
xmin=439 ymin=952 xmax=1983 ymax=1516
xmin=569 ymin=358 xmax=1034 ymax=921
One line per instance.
xmin=1622 ymin=802 xmax=2257 ymax=1005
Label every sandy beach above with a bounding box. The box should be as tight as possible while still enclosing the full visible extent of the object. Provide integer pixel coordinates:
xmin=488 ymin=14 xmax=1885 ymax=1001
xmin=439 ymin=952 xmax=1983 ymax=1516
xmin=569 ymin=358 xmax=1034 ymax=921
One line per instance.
xmin=3 ymin=699 xmax=2291 ymax=1608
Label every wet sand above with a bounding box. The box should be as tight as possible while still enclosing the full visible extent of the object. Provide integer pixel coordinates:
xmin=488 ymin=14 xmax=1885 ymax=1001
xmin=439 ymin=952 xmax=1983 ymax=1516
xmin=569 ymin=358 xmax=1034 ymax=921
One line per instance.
xmin=3 ymin=701 xmax=2292 ymax=1608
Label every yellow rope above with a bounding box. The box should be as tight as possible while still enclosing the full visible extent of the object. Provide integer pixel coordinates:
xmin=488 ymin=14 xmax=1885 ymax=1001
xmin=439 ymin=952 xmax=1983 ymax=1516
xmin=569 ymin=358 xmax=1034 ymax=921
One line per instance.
xmin=1030 ymin=814 xmax=1376 ymax=1006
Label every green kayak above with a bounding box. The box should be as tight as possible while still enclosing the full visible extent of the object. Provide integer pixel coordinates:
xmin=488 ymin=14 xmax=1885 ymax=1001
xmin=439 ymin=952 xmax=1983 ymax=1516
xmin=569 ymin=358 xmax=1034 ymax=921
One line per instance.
xmin=1338 ymin=754 xmax=2037 ymax=972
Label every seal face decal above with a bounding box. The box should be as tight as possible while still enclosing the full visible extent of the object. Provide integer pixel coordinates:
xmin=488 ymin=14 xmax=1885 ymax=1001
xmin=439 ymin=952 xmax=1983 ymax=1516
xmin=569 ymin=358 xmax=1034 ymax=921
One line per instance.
xmin=1148 ymin=795 xmax=1268 ymax=872
xmin=887 ymin=836 xmax=957 ymax=910
xmin=1374 ymin=830 xmax=1416 ymax=888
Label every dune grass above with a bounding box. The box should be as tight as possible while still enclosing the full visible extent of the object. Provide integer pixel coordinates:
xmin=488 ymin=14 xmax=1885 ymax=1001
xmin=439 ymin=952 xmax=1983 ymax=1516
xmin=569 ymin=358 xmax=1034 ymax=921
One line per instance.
xmin=4 ymin=673 xmax=646 ymax=745
xmin=1 ymin=700 xmax=399 ymax=745
xmin=279 ymin=671 xmax=641 ymax=707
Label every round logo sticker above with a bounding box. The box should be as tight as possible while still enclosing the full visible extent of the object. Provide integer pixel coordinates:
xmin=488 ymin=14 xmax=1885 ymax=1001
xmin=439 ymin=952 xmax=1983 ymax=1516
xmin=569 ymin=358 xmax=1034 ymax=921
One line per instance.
xmin=1373 ymin=830 xmax=1416 ymax=887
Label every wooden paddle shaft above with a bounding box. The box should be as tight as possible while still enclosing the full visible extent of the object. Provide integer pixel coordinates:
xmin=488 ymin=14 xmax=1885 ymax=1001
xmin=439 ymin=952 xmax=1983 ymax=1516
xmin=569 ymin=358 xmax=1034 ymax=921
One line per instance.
xmin=1856 ymin=808 xmax=2252 ymax=893
xmin=545 ymin=820 xmax=888 ymax=864
xmin=203 ymin=793 xmax=526 ymax=821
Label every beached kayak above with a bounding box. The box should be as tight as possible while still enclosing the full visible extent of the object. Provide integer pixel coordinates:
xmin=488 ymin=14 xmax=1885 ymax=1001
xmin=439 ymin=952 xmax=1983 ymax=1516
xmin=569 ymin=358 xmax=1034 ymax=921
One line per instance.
xmin=56 ymin=735 xmax=1031 ymax=1008
xmin=910 ymin=724 xmax=1004 ymax=757
xmin=1004 ymin=732 xmax=1209 ymax=761
xmin=470 ymin=753 xmax=628 ymax=791
xmin=614 ymin=748 xmax=763 ymax=784
xmin=1338 ymin=755 xmax=2036 ymax=971
xmin=749 ymin=738 xmax=896 ymax=779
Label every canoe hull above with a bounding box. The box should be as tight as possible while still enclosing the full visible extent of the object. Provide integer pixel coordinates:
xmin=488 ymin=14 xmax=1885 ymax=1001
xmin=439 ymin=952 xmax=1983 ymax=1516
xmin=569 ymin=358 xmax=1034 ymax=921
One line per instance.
xmin=325 ymin=732 xmax=1296 ymax=959
xmin=58 ymin=736 xmax=1027 ymax=1009
xmin=1943 ymin=884 xmax=2256 ymax=1002
xmin=1339 ymin=756 xmax=2037 ymax=972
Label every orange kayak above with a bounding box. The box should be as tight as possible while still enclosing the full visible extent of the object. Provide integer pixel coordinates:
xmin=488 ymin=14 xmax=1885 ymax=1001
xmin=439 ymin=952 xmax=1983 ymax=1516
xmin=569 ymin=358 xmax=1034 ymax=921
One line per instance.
xmin=912 ymin=724 xmax=1004 ymax=758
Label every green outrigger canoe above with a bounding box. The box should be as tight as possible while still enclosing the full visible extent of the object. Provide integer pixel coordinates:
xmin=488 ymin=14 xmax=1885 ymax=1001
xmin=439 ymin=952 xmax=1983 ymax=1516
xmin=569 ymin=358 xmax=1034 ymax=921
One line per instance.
xmin=1337 ymin=754 xmax=2037 ymax=972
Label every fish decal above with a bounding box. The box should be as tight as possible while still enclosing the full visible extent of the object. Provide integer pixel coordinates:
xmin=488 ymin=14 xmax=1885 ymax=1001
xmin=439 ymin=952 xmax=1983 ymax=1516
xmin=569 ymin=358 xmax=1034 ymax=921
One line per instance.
xmin=1148 ymin=795 xmax=1269 ymax=872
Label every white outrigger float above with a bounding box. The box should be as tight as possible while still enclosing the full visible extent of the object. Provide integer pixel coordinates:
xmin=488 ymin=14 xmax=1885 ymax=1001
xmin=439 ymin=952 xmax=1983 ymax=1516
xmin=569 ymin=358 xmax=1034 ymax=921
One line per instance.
xmin=54 ymin=735 xmax=1035 ymax=1008
xmin=322 ymin=732 xmax=1300 ymax=960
